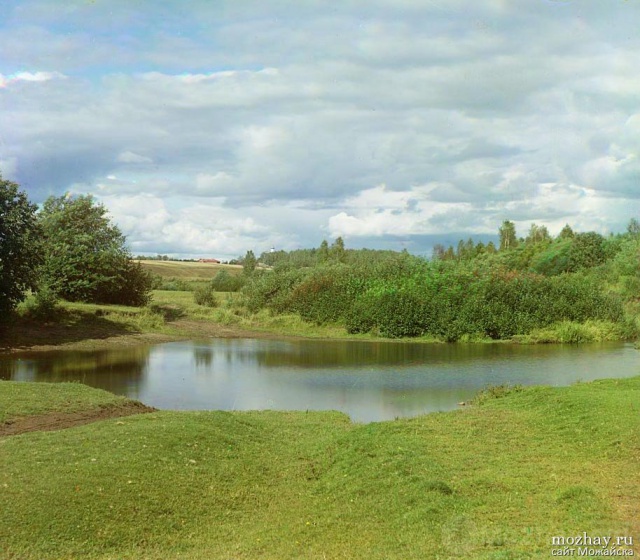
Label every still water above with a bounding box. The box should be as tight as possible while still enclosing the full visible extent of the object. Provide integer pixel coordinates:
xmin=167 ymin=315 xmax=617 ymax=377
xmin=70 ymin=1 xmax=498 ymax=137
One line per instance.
xmin=1 ymin=339 xmax=638 ymax=422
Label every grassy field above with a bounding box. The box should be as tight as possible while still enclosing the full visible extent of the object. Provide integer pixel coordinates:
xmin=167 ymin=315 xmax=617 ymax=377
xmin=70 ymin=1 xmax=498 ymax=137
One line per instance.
xmin=0 ymin=378 xmax=638 ymax=559
xmin=0 ymin=382 xmax=131 ymax=423
xmin=138 ymin=260 xmax=243 ymax=279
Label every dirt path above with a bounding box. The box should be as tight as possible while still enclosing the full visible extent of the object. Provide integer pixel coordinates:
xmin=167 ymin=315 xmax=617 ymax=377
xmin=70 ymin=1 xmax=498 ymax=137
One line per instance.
xmin=0 ymin=401 xmax=156 ymax=437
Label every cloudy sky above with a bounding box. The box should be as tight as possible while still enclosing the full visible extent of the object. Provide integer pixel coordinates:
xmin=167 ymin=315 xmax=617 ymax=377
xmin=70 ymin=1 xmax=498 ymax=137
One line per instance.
xmin=1 ymin=0 xmax=639 ymax=259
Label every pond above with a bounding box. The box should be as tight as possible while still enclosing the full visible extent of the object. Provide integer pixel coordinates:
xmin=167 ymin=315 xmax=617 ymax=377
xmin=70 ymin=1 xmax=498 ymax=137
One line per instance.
xmin=1 ymin=339 xmax=638 ymax=422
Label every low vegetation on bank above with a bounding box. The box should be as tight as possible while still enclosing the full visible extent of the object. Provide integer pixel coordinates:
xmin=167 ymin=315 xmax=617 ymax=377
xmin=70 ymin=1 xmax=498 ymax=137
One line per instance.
xmin=239 ymin=223 xmax=640 ymax=342
xmin=1 ymin=378 xmax=637 ymax=559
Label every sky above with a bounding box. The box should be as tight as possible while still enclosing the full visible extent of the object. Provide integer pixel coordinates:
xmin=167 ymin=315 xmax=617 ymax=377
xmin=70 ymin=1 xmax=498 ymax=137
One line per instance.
xmin=1 ymin=0 xmax=639 ymax=260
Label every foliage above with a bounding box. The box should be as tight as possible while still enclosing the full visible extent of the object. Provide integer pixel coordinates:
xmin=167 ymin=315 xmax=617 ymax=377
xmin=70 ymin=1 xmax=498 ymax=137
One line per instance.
xmin=513 ymin=320 xmax=633 ymax=344
xmin=210 ymin=270 xmax=245 ymax=292
xmin=235 ymin=219 xmax=640 ymax=341
xmin=627 ymin=218 xmax=640 ymax=236
xmin=243 ymin=266 xmax=310 ymax=313
xmin=242 ymin=250 xmax=257 ymax=276
xmin=318 ymin=239 xmax=330 ymax=262
xmin=330 ymin=236 xmax=346 ymax=263
xmin=245 ymin=238 xmax=628 ymax=341
xmin=558 ymin=223 xmax=575 ymax=239
xmin=529 ymin=238 xmax=572 ymax=276
xmin=193 ymin=284 xmax=219 ymax=307
xmin=115 ymin=260 xmax=154 ymax=306
xmin=0 ymin=176 xmax=42 ymax=319
xmin=22 ymin=283 xmax=61 ymax=321
xmin=38 ymin=194 xmax=153 ymax=306
xmin=566 ymin=231 xmax=607 ymax=271
xmin=525 ymin=223 xmax=550 ymax=244
xmin=499 ymin=220 xmax=518 ymax=250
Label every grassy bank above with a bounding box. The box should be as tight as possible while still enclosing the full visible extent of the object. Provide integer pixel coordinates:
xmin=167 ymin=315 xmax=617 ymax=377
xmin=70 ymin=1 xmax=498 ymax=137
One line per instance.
xmin=1 ymin=378 xmax=638 ymax=559
xmin=2 ymin=290 xmax=404 ymax=354
xmin=0 ymin=382 xmax=131 ymax=423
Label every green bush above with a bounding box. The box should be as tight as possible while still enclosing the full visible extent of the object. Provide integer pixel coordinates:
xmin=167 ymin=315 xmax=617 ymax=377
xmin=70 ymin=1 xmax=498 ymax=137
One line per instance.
xmin=193 ymin=285 xmax=218 ymax=307
xmin=243 ymin=267 xmax=310 ymax=313
xmin=210 ymin=270 xmax=245 ymax=292
xmin=286 ymin=265 xmax=365 ymax=325
xmin=23 ymin=285 xmax=61 ymax=321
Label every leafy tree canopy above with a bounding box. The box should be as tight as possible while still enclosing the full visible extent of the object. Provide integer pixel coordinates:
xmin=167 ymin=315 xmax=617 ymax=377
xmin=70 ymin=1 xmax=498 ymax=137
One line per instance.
xmin=39 ymin=194 xmax=151 ymax=306
xmin=0 ymin=176 xmax=42 ymax=319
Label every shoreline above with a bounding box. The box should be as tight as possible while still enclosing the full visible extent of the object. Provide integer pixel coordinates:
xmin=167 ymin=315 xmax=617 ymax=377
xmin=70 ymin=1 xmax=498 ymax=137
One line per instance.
xmin=0 ymin=319 xmax=299 ymax=356
xmin=1 ymin=316 xmax=631 ymax=356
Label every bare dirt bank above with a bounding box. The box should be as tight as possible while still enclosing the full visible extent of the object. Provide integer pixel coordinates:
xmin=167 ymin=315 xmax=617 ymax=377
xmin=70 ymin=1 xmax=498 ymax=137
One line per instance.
xmin=0 ymin=401 xmax=156 ymax=437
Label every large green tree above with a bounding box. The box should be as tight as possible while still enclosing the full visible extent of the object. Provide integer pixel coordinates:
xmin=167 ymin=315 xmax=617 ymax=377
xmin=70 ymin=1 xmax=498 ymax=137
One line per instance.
xmin=39 ymin=194 xmax=152 ymax=306
xmin=0 ymin=176 xmax=42 ymax=319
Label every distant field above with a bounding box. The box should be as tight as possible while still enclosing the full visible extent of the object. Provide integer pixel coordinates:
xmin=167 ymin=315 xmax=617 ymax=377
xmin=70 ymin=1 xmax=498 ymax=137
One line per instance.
xmin=138 ymin=259 xmax=243 ymax=279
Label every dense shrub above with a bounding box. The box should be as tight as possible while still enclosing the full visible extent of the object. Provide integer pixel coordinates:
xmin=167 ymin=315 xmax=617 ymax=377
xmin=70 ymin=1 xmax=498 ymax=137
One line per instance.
xmin=102 ymin=260 xmax=154 ymax=306
xmin=210 ymin=270 xmax=245 ymax=292
xmin=567 ymin=232 xmax=607 ymax=271
xmin=193 ymin=284 xmax=218 ymax=307
xmin=529 ymin=238 xmax=572 ymax=276
xmin=242 ymin=239 xmax=629 ymax=341
xmin=345 ymin=268 xmax=624 ymax=341
xmin=23 ymin=284 xmax=60 ymax=321
xmin=242 ymin=267 xmax=309 ymax=313
xmin=286 ymin=265 xmax=367 ymax=324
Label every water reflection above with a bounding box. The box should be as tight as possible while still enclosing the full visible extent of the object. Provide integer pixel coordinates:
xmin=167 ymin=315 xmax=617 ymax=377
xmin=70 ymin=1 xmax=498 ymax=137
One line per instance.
xmin=1 ymin=339 xmax=638 ymax=422
xmin=0 ymin=346 xmax=151 ymax=400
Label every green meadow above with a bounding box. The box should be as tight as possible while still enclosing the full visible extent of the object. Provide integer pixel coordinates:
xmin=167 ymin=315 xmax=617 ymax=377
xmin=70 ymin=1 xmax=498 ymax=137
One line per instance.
xmin=1 ymin=378 xmax=638 ymax=559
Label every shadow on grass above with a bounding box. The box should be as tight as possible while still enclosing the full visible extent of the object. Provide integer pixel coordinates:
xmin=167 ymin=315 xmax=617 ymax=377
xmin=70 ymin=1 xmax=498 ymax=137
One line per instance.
xmin=148 ymin=303 xmax=186 ymax=322
xmin=0 ymin=308 xmax=140 ymax=352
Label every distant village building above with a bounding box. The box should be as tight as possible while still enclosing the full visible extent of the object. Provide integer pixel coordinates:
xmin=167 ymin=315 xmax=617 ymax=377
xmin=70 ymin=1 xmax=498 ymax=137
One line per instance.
xmin=198 ymin=258 xmax=221 ymax=264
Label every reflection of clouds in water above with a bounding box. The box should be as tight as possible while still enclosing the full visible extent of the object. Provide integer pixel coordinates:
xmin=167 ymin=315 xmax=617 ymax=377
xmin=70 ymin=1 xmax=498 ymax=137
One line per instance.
xmin=2 ymin=340 xmax=638 ymax=422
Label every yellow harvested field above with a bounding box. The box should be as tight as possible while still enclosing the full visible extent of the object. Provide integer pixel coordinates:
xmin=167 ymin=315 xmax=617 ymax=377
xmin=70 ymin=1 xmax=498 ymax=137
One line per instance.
xmin=138 ymin=259 xmax=243 ymax=278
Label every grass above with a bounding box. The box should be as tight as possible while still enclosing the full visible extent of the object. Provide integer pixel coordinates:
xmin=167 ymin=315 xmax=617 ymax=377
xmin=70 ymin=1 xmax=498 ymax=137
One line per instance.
xmin=1 ymin=377 xmax=638 ymax=559
xmin=0 ymin=381 xmax=131 ymax=423
xmin=512 ymin=320 xmax=632 ymax=344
